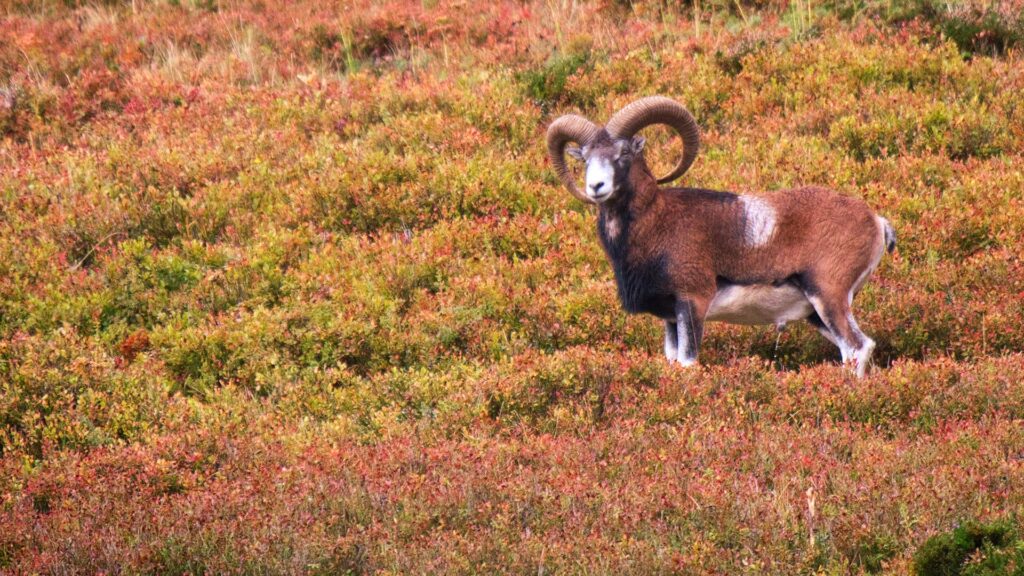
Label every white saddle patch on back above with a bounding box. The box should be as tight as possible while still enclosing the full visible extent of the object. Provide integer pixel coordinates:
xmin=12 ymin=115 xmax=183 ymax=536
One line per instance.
xmin=740 ymin=196 xmax=776 ymax=247
xmin=707 ymin=283 xmax=813 ymax=326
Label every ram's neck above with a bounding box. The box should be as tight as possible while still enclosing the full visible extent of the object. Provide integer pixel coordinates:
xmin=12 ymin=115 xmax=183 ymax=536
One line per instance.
xmin=625 ymin=155 xmax=661 ymax=213
xmin=597 ymin=156 xmax=661 ymax=259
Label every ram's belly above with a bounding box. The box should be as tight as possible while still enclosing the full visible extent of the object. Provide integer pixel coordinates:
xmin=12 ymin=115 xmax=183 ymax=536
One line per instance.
xmin=706 ymin=284 xmax=813 ymax=326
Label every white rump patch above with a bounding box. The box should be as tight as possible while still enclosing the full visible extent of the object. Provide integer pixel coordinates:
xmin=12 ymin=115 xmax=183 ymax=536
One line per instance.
xmin=740 ymin=196 xmax=776 ymax=247
xmin=848 ymin=216 xmax=889 ymax=304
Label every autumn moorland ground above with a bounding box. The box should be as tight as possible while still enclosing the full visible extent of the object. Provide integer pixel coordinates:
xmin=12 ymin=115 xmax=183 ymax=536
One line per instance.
xmin=3 ymin=0 xmax=1024 ymax=573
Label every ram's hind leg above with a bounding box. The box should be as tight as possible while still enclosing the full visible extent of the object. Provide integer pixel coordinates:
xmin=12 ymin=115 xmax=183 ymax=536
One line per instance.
xmin=805 ymin=293 xmax=875 ymax=377
xmin=806 ymin=312 xmax=839 ymax=348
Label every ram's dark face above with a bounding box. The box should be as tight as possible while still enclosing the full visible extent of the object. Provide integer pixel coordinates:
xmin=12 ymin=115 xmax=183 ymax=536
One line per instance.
xmin=567 ymin=135 xmax=645 ymax=204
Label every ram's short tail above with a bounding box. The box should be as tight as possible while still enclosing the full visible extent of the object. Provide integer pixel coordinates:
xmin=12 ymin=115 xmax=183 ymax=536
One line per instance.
xmin=880 ymin=217 xmax=897 ymax=254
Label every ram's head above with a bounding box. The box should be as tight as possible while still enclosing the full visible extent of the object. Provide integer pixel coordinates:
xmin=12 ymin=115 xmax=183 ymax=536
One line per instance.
xmin=546 ymin=96 xmax=701 ymax=204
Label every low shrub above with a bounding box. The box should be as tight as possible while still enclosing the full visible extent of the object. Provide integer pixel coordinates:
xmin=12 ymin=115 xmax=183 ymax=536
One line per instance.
xmin=913 ymin=518 xmax=1024 ymax=576
xmin=519 ymin=37 xmax=595 ymax=110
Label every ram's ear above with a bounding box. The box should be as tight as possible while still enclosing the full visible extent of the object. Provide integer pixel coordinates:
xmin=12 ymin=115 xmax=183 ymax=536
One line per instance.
xmin=630 ymin=136 xmax=646 ymax=155
xmin=566 ymin=146 xmax=585 ymax=161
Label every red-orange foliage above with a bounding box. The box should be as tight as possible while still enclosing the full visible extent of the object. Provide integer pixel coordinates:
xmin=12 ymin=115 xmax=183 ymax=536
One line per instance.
xmin=2 ymin=0 xmax=1024 ymax=573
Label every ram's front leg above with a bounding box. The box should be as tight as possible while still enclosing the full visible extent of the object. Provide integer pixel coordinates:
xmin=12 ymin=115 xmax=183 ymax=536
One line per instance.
xmin=673 ymin=298 xmax=707 ymax=367
xmin=664 ymin=321 xmax=679 ymax=360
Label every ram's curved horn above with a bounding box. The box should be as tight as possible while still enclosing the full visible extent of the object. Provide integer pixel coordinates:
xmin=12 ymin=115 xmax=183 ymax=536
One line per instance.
xmin=605 ymin=96 xmax=700 ymax=183
xmin=546 ymin=114 xmax=600 ymax=203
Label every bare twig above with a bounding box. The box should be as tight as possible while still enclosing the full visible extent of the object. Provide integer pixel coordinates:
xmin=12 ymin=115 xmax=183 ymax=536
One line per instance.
xmin=68 ymin=231 xmax=126 ymax=271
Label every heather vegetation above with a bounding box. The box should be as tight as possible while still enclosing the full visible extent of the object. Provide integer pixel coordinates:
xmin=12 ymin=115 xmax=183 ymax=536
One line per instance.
xmin=2 ymin=0 xmax=1024 ymax=573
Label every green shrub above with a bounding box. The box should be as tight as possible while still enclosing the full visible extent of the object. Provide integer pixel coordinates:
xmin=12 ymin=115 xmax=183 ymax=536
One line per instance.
xmin=856 ymin=533 xmax=900 ymax=574
xmin=519 ymin=38 xmax=594 ymax=110
xmin=830 ymin=0 xmax=1024 ymax=55
xmin=914 ymin=519 xmax=1024 ymax=576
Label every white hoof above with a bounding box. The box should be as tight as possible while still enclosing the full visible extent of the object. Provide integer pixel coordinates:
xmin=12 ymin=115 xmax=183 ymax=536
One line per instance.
xmin=665 ymin=342 xmax=678 ymax=361
xmin=854 ymin=339 xmax=876 ymax=378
